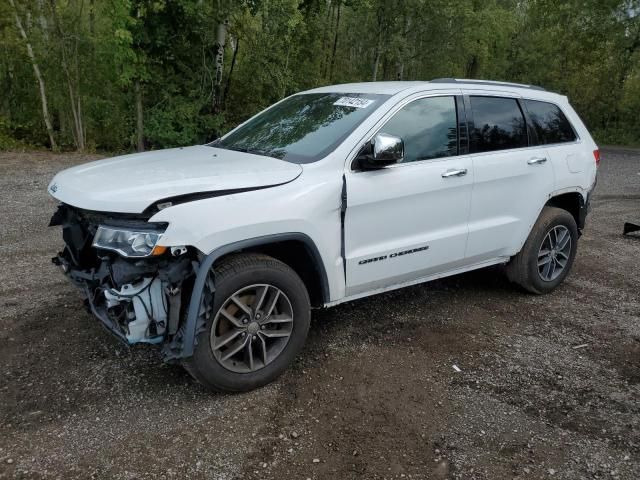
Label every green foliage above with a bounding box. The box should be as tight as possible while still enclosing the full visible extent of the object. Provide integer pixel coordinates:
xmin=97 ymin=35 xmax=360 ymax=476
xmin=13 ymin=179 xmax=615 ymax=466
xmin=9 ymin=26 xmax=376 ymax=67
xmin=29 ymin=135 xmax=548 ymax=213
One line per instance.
xmin=0 ymin=0 xmax=639 ymax=152
xmin=0 ymin=116 xmax=30 ymax=150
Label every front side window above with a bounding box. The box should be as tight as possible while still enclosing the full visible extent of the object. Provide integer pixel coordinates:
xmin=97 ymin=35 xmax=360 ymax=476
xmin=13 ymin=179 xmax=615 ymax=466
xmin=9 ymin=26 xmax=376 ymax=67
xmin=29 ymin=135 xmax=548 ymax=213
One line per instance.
xmin=379 ymin=96 xmax=458 ymax=163
xmin=212 ymin=93 xmax=389 ymax=164
xmin=524 ymin=99 xmax=577 ymax=145
xmin=470 ymin=96 xmax=528 ymax=153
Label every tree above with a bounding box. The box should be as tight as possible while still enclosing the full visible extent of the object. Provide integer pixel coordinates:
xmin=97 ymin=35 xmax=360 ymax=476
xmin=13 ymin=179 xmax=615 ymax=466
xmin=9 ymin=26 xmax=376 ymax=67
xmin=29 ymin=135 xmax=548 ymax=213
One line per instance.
xmin=8 ymin=0 xmax=56 ymax=149
xmin=0 ymin=0 xmax=638 ymax=151
xmin=48 ymin=0 xmax=87 ymax=151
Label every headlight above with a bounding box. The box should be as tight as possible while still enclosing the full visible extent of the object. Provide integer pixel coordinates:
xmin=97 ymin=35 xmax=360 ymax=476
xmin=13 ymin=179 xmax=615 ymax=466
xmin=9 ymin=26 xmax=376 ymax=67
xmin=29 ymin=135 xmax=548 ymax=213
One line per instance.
xmin=92 ymin=225 xmax=166 ymax=257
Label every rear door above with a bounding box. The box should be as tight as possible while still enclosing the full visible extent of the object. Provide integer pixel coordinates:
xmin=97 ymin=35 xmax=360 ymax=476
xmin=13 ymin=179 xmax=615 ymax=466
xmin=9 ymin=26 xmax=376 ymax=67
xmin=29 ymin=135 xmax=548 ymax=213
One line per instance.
xmin=344 ymin=93 xmax=473 ymax=296
xmin=464 ymin=93 xmax=554 ymax=261
xmin=522 ymin=98 xmax=585 ymax=189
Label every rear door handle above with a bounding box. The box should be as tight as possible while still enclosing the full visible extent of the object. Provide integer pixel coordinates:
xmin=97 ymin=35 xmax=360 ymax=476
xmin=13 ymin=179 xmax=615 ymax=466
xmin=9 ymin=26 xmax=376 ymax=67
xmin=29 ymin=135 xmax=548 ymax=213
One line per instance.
xmin=527 ymin=157 xmax=547 ymax=165
xmin=441 ymin=168 xmax=468 ymax=178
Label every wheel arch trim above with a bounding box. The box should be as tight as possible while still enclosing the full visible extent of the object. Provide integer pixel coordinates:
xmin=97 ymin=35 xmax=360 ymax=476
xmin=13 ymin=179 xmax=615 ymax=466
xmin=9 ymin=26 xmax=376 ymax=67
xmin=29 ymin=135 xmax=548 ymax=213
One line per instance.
xmin=172 ymin=233 xmax=329 ymax=360
xmin=545 ymin=187 xmax=591 ymax=231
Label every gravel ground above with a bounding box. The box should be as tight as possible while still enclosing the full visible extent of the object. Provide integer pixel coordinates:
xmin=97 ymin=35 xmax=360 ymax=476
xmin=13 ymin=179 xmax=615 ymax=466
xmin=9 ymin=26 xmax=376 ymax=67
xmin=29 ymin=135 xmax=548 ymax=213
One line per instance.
xmin=0 ymin=148 xmax=639 ymax=480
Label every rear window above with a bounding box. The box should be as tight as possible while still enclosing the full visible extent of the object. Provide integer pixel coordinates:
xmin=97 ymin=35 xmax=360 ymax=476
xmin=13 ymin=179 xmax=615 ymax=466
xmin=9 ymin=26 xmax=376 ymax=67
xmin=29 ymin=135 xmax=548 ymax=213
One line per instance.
xmin=470 ymin=96 xmax=528 ymax=153
xmin=524 ymin=99 xmax=577 ymax=145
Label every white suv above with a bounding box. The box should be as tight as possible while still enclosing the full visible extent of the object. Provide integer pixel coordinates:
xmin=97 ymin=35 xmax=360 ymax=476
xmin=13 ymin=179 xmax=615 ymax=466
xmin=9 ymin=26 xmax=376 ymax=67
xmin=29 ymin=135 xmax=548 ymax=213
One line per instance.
xmin=48 ymin=79 xmax=599 ymax=391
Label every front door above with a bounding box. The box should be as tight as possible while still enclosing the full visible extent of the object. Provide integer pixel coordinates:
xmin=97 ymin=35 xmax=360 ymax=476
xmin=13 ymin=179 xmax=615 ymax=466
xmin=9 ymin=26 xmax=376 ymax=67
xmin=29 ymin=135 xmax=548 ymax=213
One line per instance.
xmin=344 ymin=94 xmax=473 ymax=296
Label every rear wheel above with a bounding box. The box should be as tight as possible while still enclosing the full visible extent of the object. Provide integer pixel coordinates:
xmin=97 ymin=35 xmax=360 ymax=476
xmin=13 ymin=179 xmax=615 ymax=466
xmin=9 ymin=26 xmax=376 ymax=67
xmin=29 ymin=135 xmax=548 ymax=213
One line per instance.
xmin=506 ymin=206 xmax=578 ymax=294
xmin=183 ymin=254 xmax=310 ymax=392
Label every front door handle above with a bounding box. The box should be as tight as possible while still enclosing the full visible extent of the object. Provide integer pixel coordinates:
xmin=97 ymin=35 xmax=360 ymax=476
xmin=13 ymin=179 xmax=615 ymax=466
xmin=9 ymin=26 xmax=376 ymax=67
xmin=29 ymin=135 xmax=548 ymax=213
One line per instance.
xmin=528 ymin=157 xmax=547 ymax=165
xmin=442 ymin=168 xmax=468 ymax=178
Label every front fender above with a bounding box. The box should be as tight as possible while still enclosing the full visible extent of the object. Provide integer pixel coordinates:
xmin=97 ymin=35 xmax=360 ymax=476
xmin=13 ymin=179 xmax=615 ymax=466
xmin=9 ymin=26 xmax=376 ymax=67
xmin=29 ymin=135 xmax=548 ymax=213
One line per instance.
xmin=162 ymin=233 xmax=330 ymax=361
xmin=150 ymin=171 xmax=344 ymax=300
xmin=152 ymin=171 xmax=344 ymax=360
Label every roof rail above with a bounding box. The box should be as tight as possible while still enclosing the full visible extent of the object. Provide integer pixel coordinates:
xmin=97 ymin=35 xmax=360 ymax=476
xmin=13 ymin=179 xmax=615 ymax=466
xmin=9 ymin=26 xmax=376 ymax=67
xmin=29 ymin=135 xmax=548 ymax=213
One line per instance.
xmin=430 ymin=78 xmax=546 ymax=92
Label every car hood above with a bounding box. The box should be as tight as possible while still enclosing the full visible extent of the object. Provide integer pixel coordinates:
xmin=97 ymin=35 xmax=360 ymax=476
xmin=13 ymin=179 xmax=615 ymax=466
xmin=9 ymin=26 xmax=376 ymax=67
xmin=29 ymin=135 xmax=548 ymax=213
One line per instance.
xmin=47 ymin=146 xmax=302 ymax=213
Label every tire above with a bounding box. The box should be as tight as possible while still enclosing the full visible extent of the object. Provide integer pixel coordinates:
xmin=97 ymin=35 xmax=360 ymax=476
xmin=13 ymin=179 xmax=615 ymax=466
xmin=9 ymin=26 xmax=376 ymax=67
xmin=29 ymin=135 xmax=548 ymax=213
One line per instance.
xmin=183 ymin=253 xmax=311 ymax=392
xmin=506 ymin=206 xmax=578 ymax=294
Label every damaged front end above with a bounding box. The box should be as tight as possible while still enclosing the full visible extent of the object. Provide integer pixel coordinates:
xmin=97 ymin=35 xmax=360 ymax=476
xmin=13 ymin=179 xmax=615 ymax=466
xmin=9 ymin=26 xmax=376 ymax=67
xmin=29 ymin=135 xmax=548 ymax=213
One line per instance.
xmin=50 ymin=204 xmax=197 ymax=360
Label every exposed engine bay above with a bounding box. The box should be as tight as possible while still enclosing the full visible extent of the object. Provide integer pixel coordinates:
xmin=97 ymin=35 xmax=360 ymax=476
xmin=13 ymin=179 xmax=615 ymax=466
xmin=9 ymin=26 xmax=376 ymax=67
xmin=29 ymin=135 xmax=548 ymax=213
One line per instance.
xmin=103 ymin=277 xmax=167 ymax=344
xmin=50 ymin=204 xmax=196 ymax=356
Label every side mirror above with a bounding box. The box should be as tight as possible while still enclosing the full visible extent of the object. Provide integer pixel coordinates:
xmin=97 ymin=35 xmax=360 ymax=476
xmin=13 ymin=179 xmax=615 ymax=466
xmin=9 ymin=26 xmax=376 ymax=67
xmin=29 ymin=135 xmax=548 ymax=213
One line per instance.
xmin=356 ymin=133 xmax=404 ymax=169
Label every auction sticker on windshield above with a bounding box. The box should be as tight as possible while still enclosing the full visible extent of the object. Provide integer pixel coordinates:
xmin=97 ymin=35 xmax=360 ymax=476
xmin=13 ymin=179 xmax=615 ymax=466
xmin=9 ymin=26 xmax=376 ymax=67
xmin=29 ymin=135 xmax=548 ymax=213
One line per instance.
xmin=334 ymin=97 xmax=374 ymax=108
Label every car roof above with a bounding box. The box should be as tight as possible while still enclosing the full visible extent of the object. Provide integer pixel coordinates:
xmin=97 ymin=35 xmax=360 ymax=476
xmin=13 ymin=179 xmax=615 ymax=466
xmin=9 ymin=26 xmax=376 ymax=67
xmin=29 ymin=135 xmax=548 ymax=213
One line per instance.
xmin=305 ymin=81 xmax=428 ymax=95
xmin=302 ymin=79 xmax=567 ymax=102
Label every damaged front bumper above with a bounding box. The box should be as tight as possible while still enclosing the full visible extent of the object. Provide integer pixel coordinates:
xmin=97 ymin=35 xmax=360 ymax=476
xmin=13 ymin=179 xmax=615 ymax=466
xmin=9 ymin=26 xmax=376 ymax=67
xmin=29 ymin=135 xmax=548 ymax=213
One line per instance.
xmin=50 ymin=204 xmax=197 ymax=360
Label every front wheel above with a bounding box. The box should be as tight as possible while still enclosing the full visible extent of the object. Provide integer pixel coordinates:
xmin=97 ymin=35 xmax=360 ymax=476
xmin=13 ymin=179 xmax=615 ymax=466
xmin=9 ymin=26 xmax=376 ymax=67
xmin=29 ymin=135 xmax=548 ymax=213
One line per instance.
xmin=183 ymin=253 xmax=311 ymax=392
xmin=506 ymin=206 xmax=579 ymax=294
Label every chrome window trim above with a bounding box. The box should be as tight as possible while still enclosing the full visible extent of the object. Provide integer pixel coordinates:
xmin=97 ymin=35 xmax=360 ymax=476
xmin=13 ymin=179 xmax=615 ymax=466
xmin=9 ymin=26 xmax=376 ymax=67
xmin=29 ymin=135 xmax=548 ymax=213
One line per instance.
xmin=467 ymin=139 xmax=583 ymax=158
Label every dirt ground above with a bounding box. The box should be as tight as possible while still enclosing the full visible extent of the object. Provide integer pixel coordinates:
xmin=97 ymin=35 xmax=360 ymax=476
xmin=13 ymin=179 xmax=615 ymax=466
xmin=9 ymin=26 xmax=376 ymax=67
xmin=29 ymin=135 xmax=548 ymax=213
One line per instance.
xmin=0 ymin=148 xmax=638 ymax=480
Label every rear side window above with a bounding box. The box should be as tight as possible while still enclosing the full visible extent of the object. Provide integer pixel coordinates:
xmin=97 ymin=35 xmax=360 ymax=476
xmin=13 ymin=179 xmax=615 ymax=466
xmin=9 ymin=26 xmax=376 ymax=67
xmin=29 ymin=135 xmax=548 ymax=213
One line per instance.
xmin=524 ymin=99 xmax=577 ymax=145
xmin=380 ymin=96 xmax=458 ymax=163
xmin=470 ymin=96 xmax=528 ymax=153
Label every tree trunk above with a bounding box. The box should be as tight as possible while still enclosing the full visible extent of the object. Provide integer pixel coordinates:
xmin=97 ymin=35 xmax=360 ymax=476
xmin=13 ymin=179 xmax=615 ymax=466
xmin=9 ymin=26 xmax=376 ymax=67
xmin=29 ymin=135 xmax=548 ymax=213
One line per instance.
xmin=319 ymin=2 xmax=333 ymax=80
xmin=372 ymin=45 xmax=381 ymax=81
xmin=135 ymin=79 xmax=144 ymax=152
xmin=221 ymin=36 xmax=239 ymax=109
xmin=49 ymin=0 xmax=85 ymax=151
xmin=371 ymin=9 xmax=384 ymax=82
xmin=396 ymin=14 xmax=409 ymax=80
xmin=10 ymin=0 xmax=56 ymax=149
xmin=328 ymin=2 xmax=341 ymax=82
xmin=618 ymin=26 xmax=640 ymax=87
xmin=36 ymin=0 xmax=48 ymax=37
xmin=213 ymin=20 xmax=228 ymax=113
xmin=89 ymin=0 xmax=95 ymax=35
xmin=466 ymin=55 xmax=479 ymax=78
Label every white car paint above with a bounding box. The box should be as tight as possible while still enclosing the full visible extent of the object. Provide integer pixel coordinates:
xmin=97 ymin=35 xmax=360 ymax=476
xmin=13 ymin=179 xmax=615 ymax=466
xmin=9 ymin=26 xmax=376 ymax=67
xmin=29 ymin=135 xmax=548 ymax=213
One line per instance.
xmin=343 ymin=88 xmax=474 ymax=295
xmin=465 ymin=145 xmax=555 ymax=261
xmin=150 ymin=161 xmax=348 ymax=301
xmin=344 ymin=152 xmax=474 ymax=296
xmin=48 ymin=80 xmax=598 ymax=306
xmin=48 ymin=145 xmax=302 ymax=213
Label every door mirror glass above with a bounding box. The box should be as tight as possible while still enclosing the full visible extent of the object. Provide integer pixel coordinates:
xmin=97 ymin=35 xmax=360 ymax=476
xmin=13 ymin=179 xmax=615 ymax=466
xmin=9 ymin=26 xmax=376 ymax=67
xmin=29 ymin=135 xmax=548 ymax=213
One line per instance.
xmin=357 ymin=133 xmax=404 ymax=169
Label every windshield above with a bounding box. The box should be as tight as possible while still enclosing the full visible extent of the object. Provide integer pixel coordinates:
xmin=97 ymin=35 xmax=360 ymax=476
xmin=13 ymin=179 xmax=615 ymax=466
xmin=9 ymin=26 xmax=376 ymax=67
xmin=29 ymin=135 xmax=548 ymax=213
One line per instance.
xmin=211 ymin=93 xmax=390 ymax=164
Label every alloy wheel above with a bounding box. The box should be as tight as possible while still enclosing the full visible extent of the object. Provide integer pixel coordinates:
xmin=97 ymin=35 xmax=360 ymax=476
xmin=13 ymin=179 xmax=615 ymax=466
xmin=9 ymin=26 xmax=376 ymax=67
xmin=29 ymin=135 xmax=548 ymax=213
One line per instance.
xmin=210 ymin=284 xmax=294 ymax=373
xmin=537 ymin=225 xmax=572 ymax=282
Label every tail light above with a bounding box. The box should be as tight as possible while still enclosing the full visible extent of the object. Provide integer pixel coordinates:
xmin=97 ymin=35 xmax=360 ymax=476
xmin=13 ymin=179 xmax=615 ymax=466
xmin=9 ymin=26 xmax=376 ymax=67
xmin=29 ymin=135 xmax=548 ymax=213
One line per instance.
xmin=593 ymin=149 xmax=601 ymax=167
